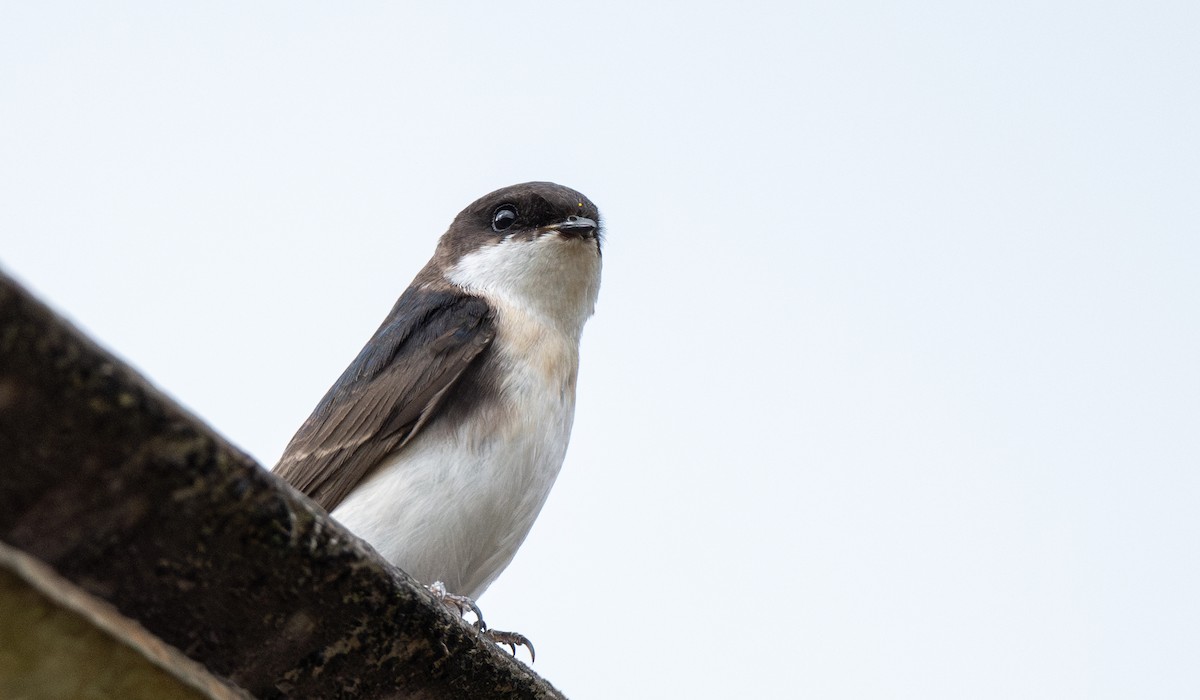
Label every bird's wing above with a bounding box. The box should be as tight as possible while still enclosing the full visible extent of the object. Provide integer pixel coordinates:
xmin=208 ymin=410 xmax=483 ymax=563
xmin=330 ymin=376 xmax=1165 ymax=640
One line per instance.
xmin=273 ymin=289 xmax=495 ymax=511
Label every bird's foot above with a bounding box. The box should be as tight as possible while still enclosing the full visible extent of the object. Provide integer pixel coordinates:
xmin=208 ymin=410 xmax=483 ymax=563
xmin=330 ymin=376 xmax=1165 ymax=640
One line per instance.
xmin=427 ymin=580 xmax=485 ymax=627
xmin=425 ymin=581 xmax=536 ymax=662
xmin=482 ymin=627 xmax=536 ymax=663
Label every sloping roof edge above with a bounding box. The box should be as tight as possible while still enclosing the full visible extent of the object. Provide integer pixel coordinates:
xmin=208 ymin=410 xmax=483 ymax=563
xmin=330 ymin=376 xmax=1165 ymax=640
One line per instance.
xmin=0 ymin=271 xmax=565 ymax=699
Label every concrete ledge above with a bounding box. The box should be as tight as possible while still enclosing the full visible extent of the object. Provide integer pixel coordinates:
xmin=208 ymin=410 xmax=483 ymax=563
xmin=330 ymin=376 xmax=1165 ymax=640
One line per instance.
xmin=0 ymin=541 xmax=248 ymax=700
xmin=0 ymin=271 xmax=566 ymax=699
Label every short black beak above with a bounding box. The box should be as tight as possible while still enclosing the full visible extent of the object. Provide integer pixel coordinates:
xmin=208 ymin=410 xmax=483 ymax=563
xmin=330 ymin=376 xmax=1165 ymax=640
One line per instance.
xmin=546 ymin=215 xmax=598 ymax=237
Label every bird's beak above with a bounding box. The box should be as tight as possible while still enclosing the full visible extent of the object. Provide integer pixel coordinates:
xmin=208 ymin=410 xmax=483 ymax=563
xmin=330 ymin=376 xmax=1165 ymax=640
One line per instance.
xmin=544 ymin=215 xmax=599 ymax=238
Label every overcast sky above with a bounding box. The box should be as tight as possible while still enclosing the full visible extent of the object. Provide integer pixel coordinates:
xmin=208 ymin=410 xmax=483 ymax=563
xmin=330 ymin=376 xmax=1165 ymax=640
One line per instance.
xmin=3 ymin=2 xmax=1198 ymax=697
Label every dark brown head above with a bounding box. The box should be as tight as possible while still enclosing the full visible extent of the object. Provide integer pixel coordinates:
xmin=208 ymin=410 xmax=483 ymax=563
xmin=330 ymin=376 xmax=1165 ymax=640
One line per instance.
xmin=414 ymin=182 xmax=604 ymax=330
xmin=443 ymin=181 xmax=601 ymax=253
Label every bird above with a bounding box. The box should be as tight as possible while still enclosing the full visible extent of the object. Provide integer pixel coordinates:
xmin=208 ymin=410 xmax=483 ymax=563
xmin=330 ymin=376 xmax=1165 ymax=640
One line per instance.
xmin=273 ymin=182 xmax=602 ymax=655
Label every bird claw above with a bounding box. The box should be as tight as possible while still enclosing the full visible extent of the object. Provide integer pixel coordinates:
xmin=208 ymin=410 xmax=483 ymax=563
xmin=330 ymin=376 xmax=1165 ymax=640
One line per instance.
xmin=427 ymin=580 xmax=485 ymax=628
xmin=426 ymin=581 xmax=535 ymax=662
xmin=482 ymin=628 xmax=536 ymax=663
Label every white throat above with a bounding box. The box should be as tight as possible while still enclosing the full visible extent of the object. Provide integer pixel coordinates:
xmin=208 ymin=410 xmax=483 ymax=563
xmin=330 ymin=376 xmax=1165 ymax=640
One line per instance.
xmin=445 ymin=233 xmax=602 ymax=339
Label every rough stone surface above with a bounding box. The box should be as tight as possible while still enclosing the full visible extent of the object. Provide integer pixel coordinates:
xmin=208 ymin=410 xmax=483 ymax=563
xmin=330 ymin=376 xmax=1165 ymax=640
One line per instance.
xmin=0 ymin=542 xmax=247 ymax=700
xmin=0 ymin=271 xmax=566 ymax=699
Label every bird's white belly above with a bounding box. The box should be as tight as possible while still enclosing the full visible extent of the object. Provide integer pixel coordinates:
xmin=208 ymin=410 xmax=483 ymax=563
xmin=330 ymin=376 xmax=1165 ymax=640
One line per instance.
xmin=331 ymin=343 xmax=577 ymax=599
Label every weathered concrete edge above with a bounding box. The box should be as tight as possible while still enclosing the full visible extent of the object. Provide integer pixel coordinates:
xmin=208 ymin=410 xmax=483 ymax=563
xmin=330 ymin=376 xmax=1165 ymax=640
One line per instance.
xmin=0 ymin=540 xmax=252 ymax=700
xmin=0 ymin=269 xmax=567 ymax=699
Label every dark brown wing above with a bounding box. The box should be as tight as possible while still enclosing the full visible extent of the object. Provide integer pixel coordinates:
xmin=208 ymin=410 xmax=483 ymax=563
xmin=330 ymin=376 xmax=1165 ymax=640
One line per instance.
xmin=273 ymin=289 xmax=494 ymax=511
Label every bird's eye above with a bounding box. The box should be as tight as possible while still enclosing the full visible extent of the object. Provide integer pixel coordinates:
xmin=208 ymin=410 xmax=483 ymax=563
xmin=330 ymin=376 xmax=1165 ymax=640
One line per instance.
xmin=491 ymin=205 xmax=518 ymax=232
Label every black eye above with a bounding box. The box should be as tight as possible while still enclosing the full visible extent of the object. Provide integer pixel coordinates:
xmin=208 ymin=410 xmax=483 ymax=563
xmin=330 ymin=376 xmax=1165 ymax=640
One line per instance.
xmin=491 ymin=205 xmax=518 ymax=232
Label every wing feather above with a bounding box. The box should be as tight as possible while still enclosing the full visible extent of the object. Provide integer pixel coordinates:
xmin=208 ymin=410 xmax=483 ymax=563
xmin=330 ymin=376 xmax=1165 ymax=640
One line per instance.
xmin=273 ymin=289 xmax=494 ymax=511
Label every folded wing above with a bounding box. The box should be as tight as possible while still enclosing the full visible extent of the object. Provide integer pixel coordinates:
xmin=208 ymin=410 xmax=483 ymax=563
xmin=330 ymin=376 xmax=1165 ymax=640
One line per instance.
xmin=274 ymin=289 xmax=495 ymax=511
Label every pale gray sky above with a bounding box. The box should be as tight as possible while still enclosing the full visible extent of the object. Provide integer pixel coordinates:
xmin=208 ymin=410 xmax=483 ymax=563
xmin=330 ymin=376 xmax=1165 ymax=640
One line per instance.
xmin=3 ymin=2 xmax=1198 ymax=697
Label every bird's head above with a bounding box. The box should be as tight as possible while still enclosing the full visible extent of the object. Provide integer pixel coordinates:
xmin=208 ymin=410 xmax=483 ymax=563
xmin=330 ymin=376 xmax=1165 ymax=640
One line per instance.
xmin=429 ymin=182 xmax=603 ymax=334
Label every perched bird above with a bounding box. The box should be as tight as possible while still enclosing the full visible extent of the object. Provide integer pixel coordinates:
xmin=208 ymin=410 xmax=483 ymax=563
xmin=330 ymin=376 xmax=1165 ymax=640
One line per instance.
xmin=274 ymin=182 xmax=602 ymax=649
